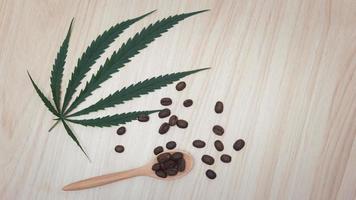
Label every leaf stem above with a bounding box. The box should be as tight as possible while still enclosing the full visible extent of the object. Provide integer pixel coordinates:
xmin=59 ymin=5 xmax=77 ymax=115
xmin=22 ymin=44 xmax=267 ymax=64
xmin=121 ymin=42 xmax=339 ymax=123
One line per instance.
xmin=48 ymin=120 xmax=60 ymax=132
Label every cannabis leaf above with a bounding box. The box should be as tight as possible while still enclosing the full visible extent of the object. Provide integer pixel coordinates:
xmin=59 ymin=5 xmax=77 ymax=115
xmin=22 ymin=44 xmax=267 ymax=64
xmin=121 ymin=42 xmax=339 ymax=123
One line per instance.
xmin=28 ymin=10 xmax=209 ymax=159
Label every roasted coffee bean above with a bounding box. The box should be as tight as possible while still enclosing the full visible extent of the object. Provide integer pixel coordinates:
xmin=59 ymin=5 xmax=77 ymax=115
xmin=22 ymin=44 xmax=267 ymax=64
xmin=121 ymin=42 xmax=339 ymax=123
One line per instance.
xmin=157 ymin=152 xmax=171 ymax=163
xmin=177 ymin=158 xmax=186 ymax=172
xmin=214 ymin=101 xmax=224 ymax=113
xmin=220 ymin=154 xmax=232 ymax=163
xmin=166 ymin=168 xmax=178 ymax=176
xmin=137 ymin=114 xmax=149 ymax=122
xmin=159 ymin=122 xmax=170 ymax=134
xmin=176 ymin=81 xmax=186 ymax=91
xmin=114 ymin=145 xmax=125 ymax=153
xmin=165 ymin=160 xmax=177 ymax=168
xmin=201 ymin=155 xmax=215 ymax=165
xmin=158 ymin=108 xmax=171 ymax=118
xmin=233 ymin=139 xmax=245 ymax=151
xmin=152 ymin=163 xmax=161 ymax=171
xmin=171 ymin=152 xmax=183 ymax=160
xmin=160 ymin=97 xmax=172 ymax=106
xmin=192 ymin=140 xmax=206 ymax=148
xmin=168 ymin=115 xmax=178 ymax=126
xmin=183 ymin=99 xmax=193 ymax=107
xmin=205 ymin=169 xmax=217 ymax=179
xmin=214 ymin=140 xmax=224 ymax=151
xmin=155 ymin=170 xmax=167 ymax=178
xmin=212 ymin=125 xmax=224 ymax=136
xmin=176 ymin=120 xmax=188 ymax=128
xmin=116 ymin=126 xmax=126 ymax=135
xmin=166 ymin=141 xmax=177 ymax=150
xmin=153 ymin=146 xmax=164 ymax=155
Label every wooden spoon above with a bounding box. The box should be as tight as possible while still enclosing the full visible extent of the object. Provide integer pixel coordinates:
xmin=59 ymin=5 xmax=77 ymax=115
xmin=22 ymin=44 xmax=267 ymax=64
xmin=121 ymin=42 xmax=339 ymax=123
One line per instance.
xmin=62 ymin=150 xmax=194 ymax=191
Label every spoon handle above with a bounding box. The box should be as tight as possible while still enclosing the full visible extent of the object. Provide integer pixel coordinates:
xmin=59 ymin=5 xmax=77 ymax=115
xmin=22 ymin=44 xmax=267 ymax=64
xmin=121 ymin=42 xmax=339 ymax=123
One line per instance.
xmin=63 ymin=167 xmax=146 ymax=191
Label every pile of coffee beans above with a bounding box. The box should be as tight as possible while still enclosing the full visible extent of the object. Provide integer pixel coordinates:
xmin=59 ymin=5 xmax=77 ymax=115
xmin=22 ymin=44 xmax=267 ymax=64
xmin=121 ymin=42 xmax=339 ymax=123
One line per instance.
xmin=152 ymin=152 xmax=186 ymax=178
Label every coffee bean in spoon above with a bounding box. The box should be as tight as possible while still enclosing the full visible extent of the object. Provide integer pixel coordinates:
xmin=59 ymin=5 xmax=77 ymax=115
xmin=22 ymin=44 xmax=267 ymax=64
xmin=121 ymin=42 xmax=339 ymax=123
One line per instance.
xmin=171 ymin=152 xmax=183 ymax=160
xmin=205 ymin=169 xmax=217 ymax=179
xmin=214 ymin=140 xmax=224 ymax=151
xmin=137 ymin=114 xmax=149 ymax=122
xmin=155 ymin=170 xmax=167 ymax=178
xmin=159 ymin=122 xmax=170 ymax=134
xmin=157 ymin=152 xmax=171 ymax=163
xmin=212 ymin=125 xmax=224 ymax=136
xmin=192 ymin=140 xmax=206 ymax=148
xmin=201 ymin=155 xmax=215 ymax=165
xmin=160 ymin=97 xmax=172 ymax=106
xmin=183 ymin=99 xmax=193 ymax=107
xmin=177 ymin=158 xmax=186 ymax=172
xmin=166 ymin=168 xmax=178 ymax=176
xmin=153 ymin=146 xmax=164 ymax=155
xmin=176 ymin=81 xmax=186 ymax=91
xmin=168 ymin=115 xmax=178 ymax=126
xmin=116 ymin=126 xmax=126 ymax=135
xmin=176 ymin=120 xmax=188 ymax=128
xmin=158 ymin=108 xmax=171 ymax=118
xmin=214 ymin=101 xmax=224 ymax=113
xmin=220 ymin=154 xmax=232 ymax=163
xmin=152 ymin=163 xmax=161 ymax=171
xmin=166 ymin=141 xmax=177 ymax=150
xmin=233 ymin=139 xmax=245 ymax=151
xmin=114 ymin=145 xmax=125 ymax=153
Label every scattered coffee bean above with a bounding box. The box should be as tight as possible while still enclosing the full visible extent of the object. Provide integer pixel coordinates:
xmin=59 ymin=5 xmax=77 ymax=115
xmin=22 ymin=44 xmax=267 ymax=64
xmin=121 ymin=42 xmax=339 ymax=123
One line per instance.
xmin=212 ymin=125 xmax=224 ymax=136
xmin=152 ymin=163 xmax=161 ymax=171
xmin=166 ymin=141 xmax=177 ymax=150
xmin=176 ymin=119 xmax=188 ymax=128
xmin=159 ymin=122 xmax=170 ymax=134
xmin=160 ymin=97 xmax=172 ymax=106
xmin=233 ymin=139 xmax=245 ymax=151
xmin=177 ymin=158 xmax=186 ymax=172
xmin=155 ymin=170 xmax=167 ymax=178
xmin=158 ymin=108 xmax=171 ymax=118
xmin=176 ymin=81 xmax=186 ymax=91
xmin=183 ymin=99 xmax=193 ymax=107
xmin=214 ymin=101 xmax=224 ymax=113
xmin=214 ymin=140 xmax=224 ymax=151
xmin=153 ymin=146 xmax=164 ymax=155
xmin=116 ymin=126 xmax=126 ymax=135
xmin=171 ymin=152 xmax=183 ymax=160
xmin=192 ymin=140 xmax=206 ymax=148
xmin=205 ymin=169 xmax=217 ymax=179
xmin=168 ymin=115 xmax=178 ymax=126
xmin=137 ymin=114 xmax=149 ymax=122
xmin=220 ymin=154 xmax=232 ymax=163
xmin=157 ymin=152 xmax=171 ymax=163
xmin=201 ymin=155 xmax=215 ymax=165
xmin=114 ymin=145 xmax=125 ymax=153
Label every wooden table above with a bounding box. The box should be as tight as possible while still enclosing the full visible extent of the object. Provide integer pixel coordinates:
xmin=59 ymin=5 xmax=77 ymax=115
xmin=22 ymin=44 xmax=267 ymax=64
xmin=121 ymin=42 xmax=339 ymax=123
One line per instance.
xmin=1 ymin=0 xmax=355 ymax=199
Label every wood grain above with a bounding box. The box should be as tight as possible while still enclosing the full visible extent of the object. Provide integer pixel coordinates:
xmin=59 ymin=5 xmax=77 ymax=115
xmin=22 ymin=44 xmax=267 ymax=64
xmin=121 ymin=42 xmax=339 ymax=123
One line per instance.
xmin=0 ymin=0 xmax=355 ymax=199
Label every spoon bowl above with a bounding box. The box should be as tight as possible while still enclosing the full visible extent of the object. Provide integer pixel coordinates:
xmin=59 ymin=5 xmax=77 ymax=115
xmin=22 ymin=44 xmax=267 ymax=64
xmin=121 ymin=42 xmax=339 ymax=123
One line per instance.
xmin=63 ymin=150 xmax=194 ymax=191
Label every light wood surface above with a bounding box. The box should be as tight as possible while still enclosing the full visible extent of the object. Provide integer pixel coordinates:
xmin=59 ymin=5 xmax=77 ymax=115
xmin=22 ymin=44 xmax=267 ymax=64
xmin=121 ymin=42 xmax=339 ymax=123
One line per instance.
xmin=0 ymin=0 xmax=355 ymax=199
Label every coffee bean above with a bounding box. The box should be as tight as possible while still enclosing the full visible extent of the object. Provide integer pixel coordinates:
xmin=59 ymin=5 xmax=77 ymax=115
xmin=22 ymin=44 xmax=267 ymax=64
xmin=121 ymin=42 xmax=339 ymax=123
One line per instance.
xmin=166 ymin=168 xmax=178 ymax=176
xmin=137 ymin=114 xmax=149 ymax=122
xmin=214 ymin=140 xmax=224 ymax=151
xmin=116 ymin=126 xmax=126 ymax=135
xmin=183 ymin=99 xmax=193 ymax=107
xmin=171 ymin=152 xmax=183 ymax=160
xmin=192 ymin=140 xmax=206 ymax=148
xmin=114 ymin=145 xmax=125 ymax=153
xmin=233 ymin=139 xmax=245 ymax=151
xmin=159 ymin=122 xmax=170 ymax=134
xmin=168 ymin=115 xmax=178 ymax=126
xmin=214 ymin=101 xmax=224 ymax=113
xmin=153 ymin=146 xmax=164 ymax=155
xmin=177 ymin=158 xmax=186 ymax=172
xmin=176 ymin=81 xmax=186 ymax=91
xmin=201 ymin=155 xmax=215 ymax=165
xmin=158 ymin=108 xmax=171 ymax=118
xmin=157 ymin=152 xmax=171 ymax=163
xmin=212 ymin=125 xmax=224 ymax=136
xmin=205 ymin=169 xmax=216 ymax=179
xmin=176 ymin=120 xmax=188 ymax=128
xmin=160 ymin=97 xmax=172 ymax=106
xmin=166 ymin=141 xmax=177 ymax=150
xmin=155 ymin=170 xmax=167 ymax=178
xmin=152 ymin=163 xmax=161 ymax=171
xmin=220 ymin=154 xmax=232 ymax=163
xmin=162 ymin=160 xmax=177 ymax=169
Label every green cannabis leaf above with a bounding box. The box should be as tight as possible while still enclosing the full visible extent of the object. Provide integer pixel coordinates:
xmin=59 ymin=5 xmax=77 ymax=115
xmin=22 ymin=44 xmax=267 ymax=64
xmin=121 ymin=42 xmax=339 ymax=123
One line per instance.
xmin=28 ymin=9 xmax=209 ymax=159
